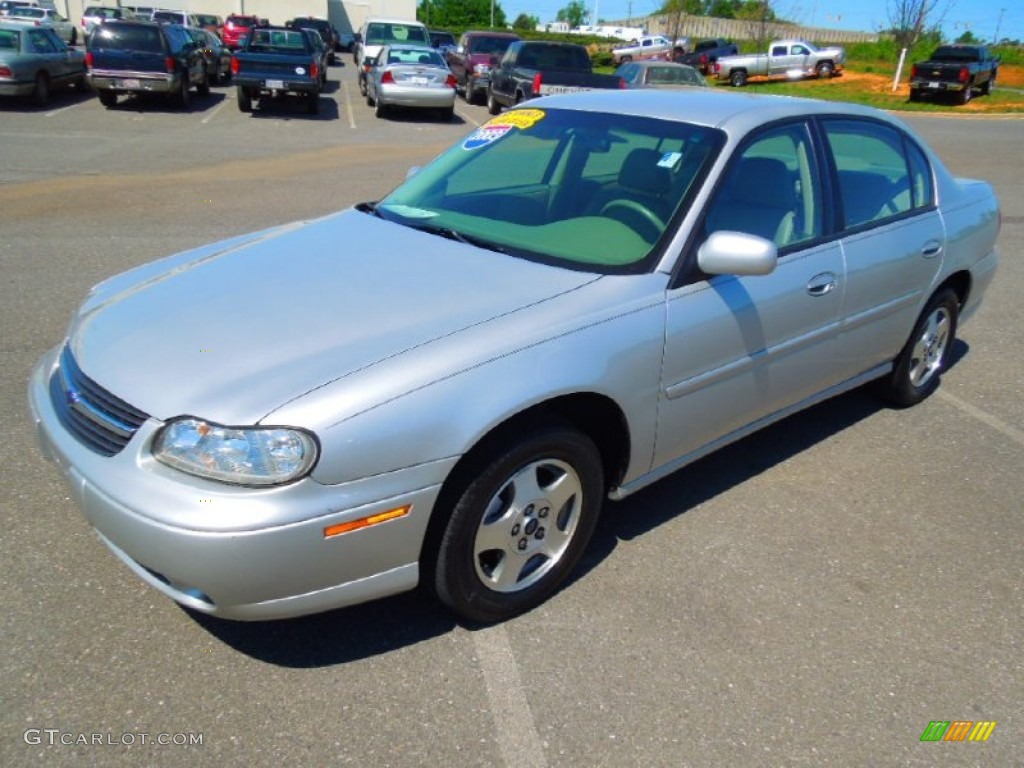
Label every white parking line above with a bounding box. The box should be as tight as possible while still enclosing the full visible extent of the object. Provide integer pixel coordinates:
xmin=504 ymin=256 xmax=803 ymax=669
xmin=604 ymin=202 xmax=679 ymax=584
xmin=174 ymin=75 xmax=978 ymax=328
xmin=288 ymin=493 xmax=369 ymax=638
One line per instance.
xmin=937 ymin=389 xmax=1024 ymax=446
xmin=342 ymin=80 xmax=356 ymax=129
xmin=201 ymin=99 xmax=227 ymax=125
xmin=458 ymin=106 xmax=482 ymax=128
xmin=45 ymin=101 xmax=86 ymax=118
xmin=472 ymin=625 xmax=548 ymax=768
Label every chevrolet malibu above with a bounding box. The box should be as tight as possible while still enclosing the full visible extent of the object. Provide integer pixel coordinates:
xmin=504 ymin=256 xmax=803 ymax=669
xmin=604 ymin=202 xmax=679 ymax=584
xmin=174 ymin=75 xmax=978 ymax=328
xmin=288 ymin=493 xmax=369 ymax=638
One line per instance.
xmin=29 ymin=90 xmax=999 ymax=624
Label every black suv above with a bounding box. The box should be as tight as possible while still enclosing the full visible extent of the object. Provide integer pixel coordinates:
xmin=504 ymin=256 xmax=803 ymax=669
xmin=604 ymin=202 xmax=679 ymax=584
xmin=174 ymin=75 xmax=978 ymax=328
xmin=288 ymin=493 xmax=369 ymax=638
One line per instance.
xmin=286 ymin=17 xmax=338 ymax=62
xmin=85 ymin=20 xmax=208 ymax=109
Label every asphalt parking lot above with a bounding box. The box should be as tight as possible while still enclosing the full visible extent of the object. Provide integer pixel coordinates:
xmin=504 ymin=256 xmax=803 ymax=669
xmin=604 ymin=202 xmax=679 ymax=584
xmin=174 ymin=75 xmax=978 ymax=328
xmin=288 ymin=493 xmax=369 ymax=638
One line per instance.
xmin=1 ymin=60 xmax=1022 ymax=767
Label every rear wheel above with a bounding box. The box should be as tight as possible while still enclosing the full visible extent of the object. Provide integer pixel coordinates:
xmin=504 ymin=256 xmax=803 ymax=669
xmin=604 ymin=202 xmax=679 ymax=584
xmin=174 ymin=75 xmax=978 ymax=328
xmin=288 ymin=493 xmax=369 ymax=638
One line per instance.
xmin=196 ymin=72 xmax=210 ymax=97
xmin=958 ymin=85 xmax=972 ymax=105
xmin=177 ymin=75 xmax=191 ymax=109
xmin=374 ymin=96 xmax=387 ymax=119
xmin=874 ymin=288 xmax=959 ymax=407
xmin=981 ymin=74 xmax=995 ymax=95
xmin=729 ymin=69 xmax=747 ymax=87
xmin=440 ymin=105 xmax=454 ymax=122
xmin=306 ymin=91 xmax=320 ymax=114
xmin=32 ymin=72 xmax=50 ymax=107
xmin=98 ymin=89 xmax=117 ymax=108
xmin=236 ymin=85 xmax=252 ymax=112
xmin=433 ymin=423 xmax=604 ymax=623
xmin=908 ymin=89 xmax=920 ymax=102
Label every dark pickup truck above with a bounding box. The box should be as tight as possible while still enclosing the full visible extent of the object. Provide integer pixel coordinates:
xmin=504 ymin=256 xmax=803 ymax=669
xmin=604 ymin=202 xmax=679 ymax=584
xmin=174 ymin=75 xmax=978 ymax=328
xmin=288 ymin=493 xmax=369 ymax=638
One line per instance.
xmin=231 ymin=25 xmax=322 ymax=114
xmin=446 ymin=29 xmax=520 ymax=105
xmin=486 ymin=40 xmax=623 ymax=115
xmin=673 ymin=38 xmax=738 ymax=74
xmin=909 ymin=44 xmax=998 ymax=105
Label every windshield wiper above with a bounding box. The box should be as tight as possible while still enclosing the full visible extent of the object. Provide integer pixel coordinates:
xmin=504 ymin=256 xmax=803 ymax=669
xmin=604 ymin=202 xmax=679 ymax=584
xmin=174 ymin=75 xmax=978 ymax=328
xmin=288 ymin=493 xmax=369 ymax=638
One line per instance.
xmin=410 ymin=223 xmax=507 ymax=254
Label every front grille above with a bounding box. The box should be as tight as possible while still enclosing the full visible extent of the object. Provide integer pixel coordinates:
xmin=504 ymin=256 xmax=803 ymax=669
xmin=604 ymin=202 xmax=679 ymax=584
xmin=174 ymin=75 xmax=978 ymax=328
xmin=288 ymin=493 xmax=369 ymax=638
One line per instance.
xmin=49 ymin=346 xmax=150 ymax=456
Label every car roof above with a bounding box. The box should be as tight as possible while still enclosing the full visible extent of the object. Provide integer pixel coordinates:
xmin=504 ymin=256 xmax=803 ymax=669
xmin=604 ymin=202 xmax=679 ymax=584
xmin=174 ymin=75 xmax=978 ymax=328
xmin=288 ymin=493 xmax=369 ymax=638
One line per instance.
xmin=528 ymin=89 xmax=904 ymax=133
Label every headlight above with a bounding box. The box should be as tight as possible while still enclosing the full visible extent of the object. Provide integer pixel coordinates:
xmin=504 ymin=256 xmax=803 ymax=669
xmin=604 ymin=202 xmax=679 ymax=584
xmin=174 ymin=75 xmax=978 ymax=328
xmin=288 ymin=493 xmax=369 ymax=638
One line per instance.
xmin=153 ymin=418 xmax=318 ymax=486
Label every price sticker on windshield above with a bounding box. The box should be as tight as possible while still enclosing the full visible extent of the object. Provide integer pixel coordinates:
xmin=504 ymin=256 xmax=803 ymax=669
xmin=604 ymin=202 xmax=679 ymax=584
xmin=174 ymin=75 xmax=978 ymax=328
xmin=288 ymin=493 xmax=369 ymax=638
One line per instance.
xmin=462 ymin=109 xmax=546 ymax=150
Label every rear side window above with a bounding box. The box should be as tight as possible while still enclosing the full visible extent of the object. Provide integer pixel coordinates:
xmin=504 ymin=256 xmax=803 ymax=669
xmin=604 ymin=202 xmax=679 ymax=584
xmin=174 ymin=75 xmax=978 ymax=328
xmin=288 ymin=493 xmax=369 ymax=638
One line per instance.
xmin=822 ymin=119 xmax=931 ymax=229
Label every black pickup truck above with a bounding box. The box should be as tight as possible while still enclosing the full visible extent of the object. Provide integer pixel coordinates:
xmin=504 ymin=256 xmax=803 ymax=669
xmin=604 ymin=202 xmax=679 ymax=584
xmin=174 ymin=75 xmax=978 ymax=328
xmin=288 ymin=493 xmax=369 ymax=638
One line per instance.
xmin=909 ymin=44 xmax=999 ymax=105
xmin=231 ymin=25 xmax=322 ymax=114
xmin=673 ymin=38 xmax=738 ymax=74
xmin=486 ymin=40 xmax=622 ymax=115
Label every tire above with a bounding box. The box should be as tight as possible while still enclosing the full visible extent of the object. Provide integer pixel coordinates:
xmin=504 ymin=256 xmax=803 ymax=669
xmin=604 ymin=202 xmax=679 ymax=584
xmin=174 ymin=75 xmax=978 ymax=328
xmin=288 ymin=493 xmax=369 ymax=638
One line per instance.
xmin=958 ymin=85 xmax=971 ymax=105
xmin=197 ymin=72 xmax=210 ymax=97
xmin=32 ymin=72 xmax=50 ymax=107
xmin=462 ymin=76 xmax=474 ymax=103
xmin=177 ymin=75 xmax=191 ymax=109
xmin=981 ymin=73 xmax=995 ymax=95
xmin=70 ymin=29 xmax=77 ymax=46
xmin=236 ymin=85 xmax=252 ymax=113
xmin=874 ymin=288 xmax=959 ymax=407
xmin=816 ymin=61 xmax=834 ymax=78
xmin=908 ymin=89 xmax=920 ymax=102
xmin=487 ymin=87 xmax=500 ymax=115
xmin=358 ymin=73 xmax=367 ymax=97
xmin=729 ymin=69 xmax=747 ymax=87
xmin=307 ymin=92 xmax=319 ymax=115
xmin=374 ymin=97 xmax=387 ymax=119
xmin=440 ymin=105 xmax=454 ymax=122
xmin=98 ymin=89 xmax=117 ymax=108
xmin=365 ymin=91 xmax=374 ymax=107
xmin=433 ymin=423 xmax=604 ymax=623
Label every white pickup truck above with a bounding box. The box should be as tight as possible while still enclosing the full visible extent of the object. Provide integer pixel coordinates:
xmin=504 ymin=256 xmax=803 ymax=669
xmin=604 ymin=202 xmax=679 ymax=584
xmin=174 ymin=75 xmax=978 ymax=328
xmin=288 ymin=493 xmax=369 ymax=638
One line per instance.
xmin=713 ymin=40 xmax=844 ymax=87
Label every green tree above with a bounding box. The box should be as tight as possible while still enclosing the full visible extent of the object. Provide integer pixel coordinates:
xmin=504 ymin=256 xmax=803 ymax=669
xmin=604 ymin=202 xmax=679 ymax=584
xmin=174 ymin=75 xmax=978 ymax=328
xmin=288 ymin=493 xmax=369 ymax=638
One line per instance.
xmin=656 ymin=0 xmax=709 ymax=14
xmin=417 ymin=0 xmax=506 ymax=29
xmin=556 ymin=0 xmax=589 ymax=29
xmin=512 ymin=13 xmax=539 ymax=31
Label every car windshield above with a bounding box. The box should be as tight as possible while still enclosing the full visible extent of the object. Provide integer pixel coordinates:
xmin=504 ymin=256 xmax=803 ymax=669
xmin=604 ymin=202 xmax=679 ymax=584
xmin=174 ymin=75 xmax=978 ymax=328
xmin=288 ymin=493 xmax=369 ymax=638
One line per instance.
xmin=366 ymin=23 xmax=428 ymax=46
xmin=469 ymin=36 xmax=515 ymax=55
xmin=376 ymin=107 xmax=723 ymax=274
xmin=646 ymin=65 xmax=705 ymax=85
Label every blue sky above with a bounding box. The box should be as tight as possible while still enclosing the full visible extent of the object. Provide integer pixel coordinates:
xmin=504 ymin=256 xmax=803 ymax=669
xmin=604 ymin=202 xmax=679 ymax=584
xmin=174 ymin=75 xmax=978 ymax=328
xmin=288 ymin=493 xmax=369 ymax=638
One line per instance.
xmin=497 ymin=1 xmax=1024 ymax=43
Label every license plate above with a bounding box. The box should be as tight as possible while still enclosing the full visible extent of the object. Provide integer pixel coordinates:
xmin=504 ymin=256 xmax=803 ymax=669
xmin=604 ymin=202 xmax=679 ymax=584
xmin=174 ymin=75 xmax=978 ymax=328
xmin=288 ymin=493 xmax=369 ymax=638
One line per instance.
xmin=927 ymin=82 xmax=940 ymax=89
xmin=118 ymin=79 xmax=140 ymax=89
xmin=411 ymin=77 xmax=428 ymax=85
xmin=266 ymin=79 xmax=284 ymax=89
xmin=538 ymin=84 xmax=587 ymax=95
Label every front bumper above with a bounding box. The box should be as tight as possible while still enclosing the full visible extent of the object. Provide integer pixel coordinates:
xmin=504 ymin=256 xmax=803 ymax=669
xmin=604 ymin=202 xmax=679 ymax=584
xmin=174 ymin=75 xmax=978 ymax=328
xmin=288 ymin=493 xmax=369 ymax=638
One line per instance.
xmin=28 ymin=347 xmax=452 ymax=621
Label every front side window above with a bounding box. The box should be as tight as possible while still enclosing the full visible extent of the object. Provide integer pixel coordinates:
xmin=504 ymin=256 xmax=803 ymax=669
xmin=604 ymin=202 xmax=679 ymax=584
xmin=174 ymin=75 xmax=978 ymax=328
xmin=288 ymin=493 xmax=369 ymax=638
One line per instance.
xmin=376 ymin=108 xmax=724 ymax=273
xmin=822 ymin=119 xmax=921 ymax=229
xmin=704 ymin=122 xmax=822 ymax=249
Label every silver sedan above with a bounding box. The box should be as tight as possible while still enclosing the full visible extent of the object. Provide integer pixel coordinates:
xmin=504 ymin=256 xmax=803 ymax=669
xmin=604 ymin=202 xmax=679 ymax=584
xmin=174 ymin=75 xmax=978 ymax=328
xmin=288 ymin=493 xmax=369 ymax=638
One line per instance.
xmin=365 ymin=43 xmax=456 ymax=120
xmin=29 ymin=90 xmax=1000 ymax=625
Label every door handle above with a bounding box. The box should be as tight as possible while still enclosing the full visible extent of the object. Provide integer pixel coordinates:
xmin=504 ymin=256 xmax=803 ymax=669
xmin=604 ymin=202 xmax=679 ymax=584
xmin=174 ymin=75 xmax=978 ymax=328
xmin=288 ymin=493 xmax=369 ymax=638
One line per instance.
xmin=921 ymin=240 xmax=943 ymax=258
xmin=806 ymin=272 xmax=837 ymax=297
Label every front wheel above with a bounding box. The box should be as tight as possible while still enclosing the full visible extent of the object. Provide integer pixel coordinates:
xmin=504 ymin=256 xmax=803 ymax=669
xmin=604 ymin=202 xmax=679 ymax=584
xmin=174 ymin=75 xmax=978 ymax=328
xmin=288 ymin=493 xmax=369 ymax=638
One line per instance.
xmin=816 ymin=61 xmax=834 ymax=78
xmin=874 ymin=288 xmax=959 ymax=407
xmin=433 ymin=424 xmax=604 ymax=623
xmin=487 ymin=86 xmax=500 ymax=115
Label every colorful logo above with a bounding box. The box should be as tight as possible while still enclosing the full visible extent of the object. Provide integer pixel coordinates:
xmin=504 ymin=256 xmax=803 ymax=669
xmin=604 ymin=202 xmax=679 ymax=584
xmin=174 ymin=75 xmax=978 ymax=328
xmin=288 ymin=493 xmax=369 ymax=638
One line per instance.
xmin=920 ymin=720 xmax=997 ymax=742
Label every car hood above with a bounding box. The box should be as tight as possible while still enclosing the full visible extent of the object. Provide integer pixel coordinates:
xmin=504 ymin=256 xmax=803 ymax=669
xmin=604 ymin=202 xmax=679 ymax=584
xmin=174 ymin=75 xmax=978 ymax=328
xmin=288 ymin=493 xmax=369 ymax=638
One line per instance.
xmin=68 ymin=210 xmax=599 ymax=424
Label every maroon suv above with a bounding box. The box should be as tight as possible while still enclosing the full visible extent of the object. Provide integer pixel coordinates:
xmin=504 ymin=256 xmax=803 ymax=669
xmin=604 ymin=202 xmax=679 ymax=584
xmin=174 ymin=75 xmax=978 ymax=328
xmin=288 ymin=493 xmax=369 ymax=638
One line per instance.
xmin=222 ymin=14 xmax=261 ymax=51
xmin=446 ymin=30 xmax=520 ymax=105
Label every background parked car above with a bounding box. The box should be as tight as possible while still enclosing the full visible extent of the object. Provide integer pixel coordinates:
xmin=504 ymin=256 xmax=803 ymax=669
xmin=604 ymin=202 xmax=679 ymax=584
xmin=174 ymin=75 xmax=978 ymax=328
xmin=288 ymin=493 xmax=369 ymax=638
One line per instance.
xmin=365 ymin=43 xmax=455 ymax=121
xmin=429 ymin=29 xmax=456 ymax=57
xmin=615 ymin=60 xmax=708 ymax=89
xmin=187 ymin=26 xmax=229 ymax=84
xmin=0 ymin=21 xmax=85 ymax=105
xmin=222 ymin=13 xmax=260 ymax=51
xmin=86 ymin=19 xmax=208 ymax=109
xmin=194 ymin=13 xmax=222 ymax=39
xmin=286 ymin=16 xmax=337 ymax=63
xmin=4 ymin=6 xmax=78 ymax=46
xmin=80 ymin=6 xmax=122 ymax=37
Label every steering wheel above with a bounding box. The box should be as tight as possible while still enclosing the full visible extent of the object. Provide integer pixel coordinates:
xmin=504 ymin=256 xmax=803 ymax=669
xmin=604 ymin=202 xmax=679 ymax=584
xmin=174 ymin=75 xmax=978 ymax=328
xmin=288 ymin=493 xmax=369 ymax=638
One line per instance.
xmin=599 ymin=199 xmax=666 ymax=241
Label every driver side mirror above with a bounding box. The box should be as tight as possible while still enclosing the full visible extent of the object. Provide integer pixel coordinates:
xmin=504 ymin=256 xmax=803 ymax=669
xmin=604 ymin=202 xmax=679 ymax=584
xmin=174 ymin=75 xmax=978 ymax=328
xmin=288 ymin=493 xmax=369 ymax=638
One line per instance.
xmin=697 ymin=231 xmax=777 ymax=276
